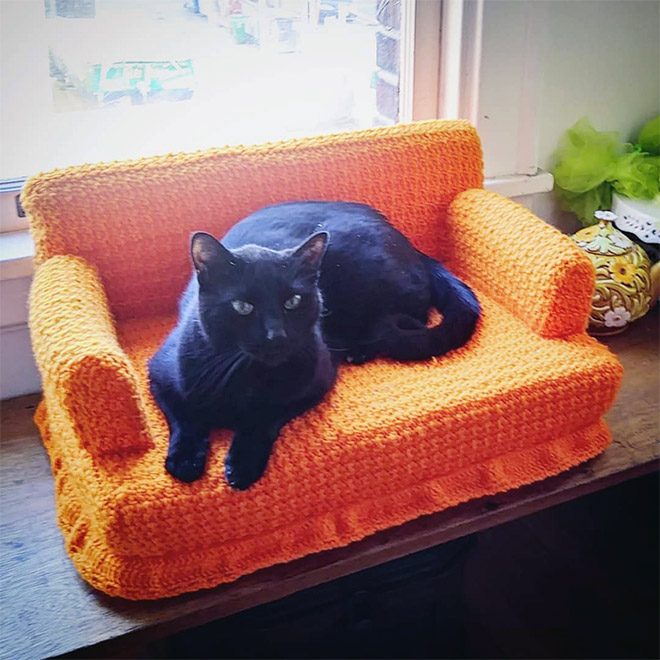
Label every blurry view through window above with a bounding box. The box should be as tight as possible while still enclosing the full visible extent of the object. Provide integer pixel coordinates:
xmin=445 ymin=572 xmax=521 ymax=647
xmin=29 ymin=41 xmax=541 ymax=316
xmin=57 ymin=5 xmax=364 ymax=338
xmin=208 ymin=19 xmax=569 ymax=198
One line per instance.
xmin=1 ymin=0 xmax=405 ymax=179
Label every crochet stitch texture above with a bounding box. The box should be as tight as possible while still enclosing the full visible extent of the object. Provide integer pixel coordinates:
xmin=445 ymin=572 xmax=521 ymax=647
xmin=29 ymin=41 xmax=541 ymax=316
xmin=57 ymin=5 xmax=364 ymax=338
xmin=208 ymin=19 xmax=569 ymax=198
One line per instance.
xmin=24 ymin=120 xmax=623 ymax=599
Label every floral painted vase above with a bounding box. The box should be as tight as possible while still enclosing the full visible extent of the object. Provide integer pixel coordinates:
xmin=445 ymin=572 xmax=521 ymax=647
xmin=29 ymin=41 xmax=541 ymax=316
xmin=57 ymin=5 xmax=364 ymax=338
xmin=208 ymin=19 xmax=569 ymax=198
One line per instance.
xmin=571 ymin=211 xmax=653 ymax=335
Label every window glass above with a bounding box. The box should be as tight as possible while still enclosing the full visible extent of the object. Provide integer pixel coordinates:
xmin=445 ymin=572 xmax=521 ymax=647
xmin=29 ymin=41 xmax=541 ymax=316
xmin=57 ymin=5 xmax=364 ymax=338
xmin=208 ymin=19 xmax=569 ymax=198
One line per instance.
xmin=1 ymin=0 xmax=404 ymax=179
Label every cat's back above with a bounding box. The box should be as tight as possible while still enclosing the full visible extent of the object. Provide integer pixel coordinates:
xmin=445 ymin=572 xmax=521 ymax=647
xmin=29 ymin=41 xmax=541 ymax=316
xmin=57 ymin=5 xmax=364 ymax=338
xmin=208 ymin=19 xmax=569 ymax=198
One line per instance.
xmin=221 ymin=201 xmax=430 ymax=330
xmin=221 ymin=201 xmax=400 ymax=253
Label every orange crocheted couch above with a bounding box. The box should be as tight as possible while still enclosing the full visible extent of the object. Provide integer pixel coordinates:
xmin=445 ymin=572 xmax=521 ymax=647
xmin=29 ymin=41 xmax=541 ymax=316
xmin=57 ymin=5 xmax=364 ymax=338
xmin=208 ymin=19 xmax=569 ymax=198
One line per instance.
xmin=24 ymin=120 xmax=623 ymax=600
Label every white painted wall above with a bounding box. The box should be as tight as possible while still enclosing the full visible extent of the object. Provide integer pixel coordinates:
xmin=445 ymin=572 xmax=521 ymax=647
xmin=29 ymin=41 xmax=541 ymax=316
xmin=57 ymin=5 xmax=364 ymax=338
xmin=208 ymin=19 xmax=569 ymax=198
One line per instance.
xmin=479 ymin=0 xmax=660 ymax=186
xmin=536 ymin=0 xmax=660 ymax=170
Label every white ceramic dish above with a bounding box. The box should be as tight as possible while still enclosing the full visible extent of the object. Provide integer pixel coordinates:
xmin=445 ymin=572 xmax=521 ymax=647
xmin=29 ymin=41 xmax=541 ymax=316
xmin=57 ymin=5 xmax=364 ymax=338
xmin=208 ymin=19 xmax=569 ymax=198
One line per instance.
xmin=612 ymin=192 xmax=660 ymax=244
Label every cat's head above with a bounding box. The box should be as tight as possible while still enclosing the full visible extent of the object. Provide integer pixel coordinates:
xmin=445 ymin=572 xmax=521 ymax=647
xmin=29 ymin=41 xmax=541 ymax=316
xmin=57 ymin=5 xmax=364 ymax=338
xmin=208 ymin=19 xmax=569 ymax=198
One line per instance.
xmin=191 ymin=231 xmax=328 ymax=366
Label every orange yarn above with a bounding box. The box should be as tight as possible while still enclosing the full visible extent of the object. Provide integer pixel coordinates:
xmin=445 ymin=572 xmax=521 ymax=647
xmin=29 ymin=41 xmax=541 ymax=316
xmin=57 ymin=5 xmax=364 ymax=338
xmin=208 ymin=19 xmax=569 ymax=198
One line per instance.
xmin=447 ymin=190 xmax=596 ymax=337
xmin=24 ymin=121 xmax=623 ymax=600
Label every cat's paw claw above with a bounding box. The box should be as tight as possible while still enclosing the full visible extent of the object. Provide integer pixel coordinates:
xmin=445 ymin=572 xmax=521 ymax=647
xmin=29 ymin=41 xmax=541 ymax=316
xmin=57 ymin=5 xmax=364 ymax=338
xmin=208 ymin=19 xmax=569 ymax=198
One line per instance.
xmin=224 ymin=450 xmax=269 ymax=491
xmin=346 ymin=352 xmax=368 ymax=365
xmin=224 ymin=460 xmax=260 ymax=491
xmin=224 ymin=470 xmax=253 ymax=491
xmin=166 ymin=455 xmax=206 ymax=483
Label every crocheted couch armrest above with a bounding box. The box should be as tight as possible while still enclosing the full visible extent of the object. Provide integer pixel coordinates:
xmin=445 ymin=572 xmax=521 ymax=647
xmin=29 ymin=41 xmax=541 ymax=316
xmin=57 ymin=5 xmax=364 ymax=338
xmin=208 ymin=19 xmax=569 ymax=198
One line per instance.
xmin=446 ymin=189 xmax=595 ymax=338
xmin=29 ymin=255 xmax=152 ymax=458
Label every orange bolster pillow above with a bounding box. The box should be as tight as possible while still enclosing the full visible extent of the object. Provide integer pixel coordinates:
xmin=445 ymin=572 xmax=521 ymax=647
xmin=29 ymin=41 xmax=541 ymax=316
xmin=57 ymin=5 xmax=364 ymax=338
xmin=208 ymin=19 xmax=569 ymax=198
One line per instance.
xmin=446 ymin=189 xmax=595 ymax=338
xmin=29 ymin=255 xmax=152 ymax=458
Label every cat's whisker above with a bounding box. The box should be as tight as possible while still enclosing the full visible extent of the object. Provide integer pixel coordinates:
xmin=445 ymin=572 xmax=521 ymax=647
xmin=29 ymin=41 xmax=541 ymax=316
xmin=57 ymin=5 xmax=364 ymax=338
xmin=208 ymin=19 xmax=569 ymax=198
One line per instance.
xmin=215 ymin=353 xmax=249 ymax=392
xmin=184 ymin=349 xmax=247 ymax=396
xmin=205 ymin=353 xmax=245 ymax=387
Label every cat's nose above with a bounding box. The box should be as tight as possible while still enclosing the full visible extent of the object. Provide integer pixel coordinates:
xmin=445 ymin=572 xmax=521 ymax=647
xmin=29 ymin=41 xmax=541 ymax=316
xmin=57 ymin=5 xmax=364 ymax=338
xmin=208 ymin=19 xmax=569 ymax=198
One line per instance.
xmin=266 ymin=326 xmax=287 ymax=342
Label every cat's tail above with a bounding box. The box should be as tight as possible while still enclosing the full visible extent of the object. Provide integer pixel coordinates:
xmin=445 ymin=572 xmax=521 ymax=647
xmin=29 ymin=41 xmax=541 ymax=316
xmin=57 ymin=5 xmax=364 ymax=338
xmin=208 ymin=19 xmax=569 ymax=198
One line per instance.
xmin=376 ymin=255 xmax=480 ymax=361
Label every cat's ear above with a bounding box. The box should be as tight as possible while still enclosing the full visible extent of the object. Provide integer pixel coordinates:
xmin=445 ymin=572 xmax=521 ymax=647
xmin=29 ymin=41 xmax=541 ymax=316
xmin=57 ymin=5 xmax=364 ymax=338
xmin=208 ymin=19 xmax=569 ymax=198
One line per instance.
xmin=190 ymin=232 xmax=234 ymax=283
xmin=292 ymin=232 xmax=329 ymax=276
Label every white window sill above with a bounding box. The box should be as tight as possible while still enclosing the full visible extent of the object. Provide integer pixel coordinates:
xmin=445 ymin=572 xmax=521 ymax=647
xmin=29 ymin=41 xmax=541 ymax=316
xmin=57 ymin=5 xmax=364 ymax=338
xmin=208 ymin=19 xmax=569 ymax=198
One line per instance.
xmin=484 ymin=169 xmax=554 ymax=198
xmin=0 ymin=170 xmax=554 ymax=282
xmin=0 ymin=230 xmax=34 ymax=281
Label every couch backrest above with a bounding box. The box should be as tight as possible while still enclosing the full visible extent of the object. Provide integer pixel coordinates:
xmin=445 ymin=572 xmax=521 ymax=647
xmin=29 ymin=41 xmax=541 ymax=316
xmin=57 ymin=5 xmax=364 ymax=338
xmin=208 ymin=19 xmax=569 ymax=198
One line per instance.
xmin=23 ymin=120 xmax=483 ymax=321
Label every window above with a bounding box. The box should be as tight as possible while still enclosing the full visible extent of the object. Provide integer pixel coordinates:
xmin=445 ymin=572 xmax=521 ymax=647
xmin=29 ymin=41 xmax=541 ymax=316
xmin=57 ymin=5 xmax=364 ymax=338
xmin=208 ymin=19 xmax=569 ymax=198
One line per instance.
xmin=1 ymin=0 xmax=420 ymax=182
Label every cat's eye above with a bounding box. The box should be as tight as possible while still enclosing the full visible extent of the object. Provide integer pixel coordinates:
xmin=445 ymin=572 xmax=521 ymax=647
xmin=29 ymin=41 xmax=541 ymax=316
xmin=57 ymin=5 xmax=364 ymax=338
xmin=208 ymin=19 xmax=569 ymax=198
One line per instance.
xmin=231 ymin=300 xmax=254 ymax=315
xmin=284 ymin=294 xmax=302 ymax=310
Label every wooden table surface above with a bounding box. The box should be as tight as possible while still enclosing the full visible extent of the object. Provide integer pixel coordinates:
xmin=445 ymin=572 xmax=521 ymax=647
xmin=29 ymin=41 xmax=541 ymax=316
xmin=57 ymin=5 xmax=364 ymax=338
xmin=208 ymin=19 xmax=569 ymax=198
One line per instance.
xmin=1 ymin=310 xmax=658 ymax=660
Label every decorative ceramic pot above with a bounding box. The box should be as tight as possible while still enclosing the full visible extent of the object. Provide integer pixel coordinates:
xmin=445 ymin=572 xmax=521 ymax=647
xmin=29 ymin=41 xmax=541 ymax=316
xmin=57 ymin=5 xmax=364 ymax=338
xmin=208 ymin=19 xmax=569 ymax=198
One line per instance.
xmin=571 ymin=211 xmax=653 ymax=335
xmin=612 ymin=192 xmax=660 ymax=306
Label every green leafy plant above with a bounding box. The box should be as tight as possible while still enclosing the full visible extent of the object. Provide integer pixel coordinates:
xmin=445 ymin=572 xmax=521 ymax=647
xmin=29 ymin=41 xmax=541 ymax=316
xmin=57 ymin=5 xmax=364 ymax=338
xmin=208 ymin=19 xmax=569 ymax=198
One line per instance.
xmin=552 ymin=116 xmax=660 ymax=226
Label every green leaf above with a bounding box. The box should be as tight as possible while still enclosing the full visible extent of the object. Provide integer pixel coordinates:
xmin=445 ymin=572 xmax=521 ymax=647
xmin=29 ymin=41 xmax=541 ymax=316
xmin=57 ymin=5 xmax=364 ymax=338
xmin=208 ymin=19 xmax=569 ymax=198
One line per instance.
xmin=637 ymin=116 xmax=660 ymax=156
xmin=612 ymin=151 xmax=659 ymax=200
xmin=552 ymin=117 xmax=620 ymax=194
xmin=555 ymin=182 xmax=612 ymax=225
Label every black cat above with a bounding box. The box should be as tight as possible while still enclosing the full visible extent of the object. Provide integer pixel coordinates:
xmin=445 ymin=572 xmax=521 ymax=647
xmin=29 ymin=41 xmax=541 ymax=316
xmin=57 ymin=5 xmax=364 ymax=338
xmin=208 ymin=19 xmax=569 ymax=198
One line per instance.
xmin=149 ymin=202 xmax=480 ymax=489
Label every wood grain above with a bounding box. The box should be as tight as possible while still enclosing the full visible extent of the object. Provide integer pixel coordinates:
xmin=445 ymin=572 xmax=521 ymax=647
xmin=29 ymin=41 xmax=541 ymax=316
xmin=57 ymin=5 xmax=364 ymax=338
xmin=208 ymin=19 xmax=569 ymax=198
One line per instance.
xmin=1 ymin=309 xmax=657 ymax=660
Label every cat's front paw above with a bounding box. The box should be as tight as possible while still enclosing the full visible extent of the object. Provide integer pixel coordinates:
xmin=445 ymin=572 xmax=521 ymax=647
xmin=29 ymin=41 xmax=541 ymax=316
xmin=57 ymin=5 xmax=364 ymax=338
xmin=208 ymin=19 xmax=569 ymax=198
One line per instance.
xmin=224 ymin=454 xmax=268 ymax=491
xmin=166 ymin=453 xmax=206 ymax=483
xmin=224 ymin=433 xmax=273 ymax=491
xmin=345 ymin=342 xmax=378 ymax=365
xmin=346 ymin=350 xmax=368 ymax=365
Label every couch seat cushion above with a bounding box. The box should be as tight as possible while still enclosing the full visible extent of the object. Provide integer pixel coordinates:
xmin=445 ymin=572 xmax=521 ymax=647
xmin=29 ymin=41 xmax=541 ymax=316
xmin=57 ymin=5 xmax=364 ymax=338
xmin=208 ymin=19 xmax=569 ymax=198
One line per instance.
xmin=116 ymin=292 xmax=621 ymax=550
